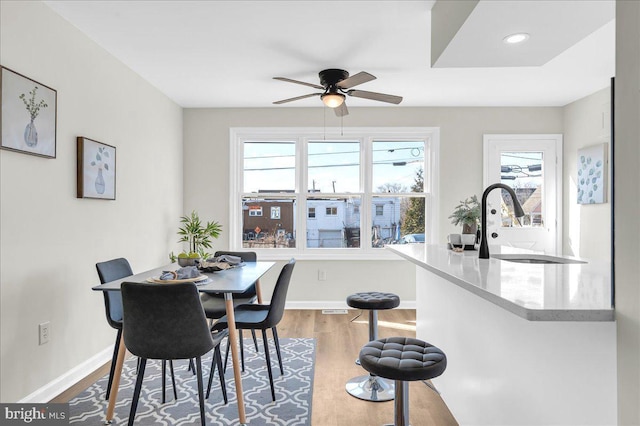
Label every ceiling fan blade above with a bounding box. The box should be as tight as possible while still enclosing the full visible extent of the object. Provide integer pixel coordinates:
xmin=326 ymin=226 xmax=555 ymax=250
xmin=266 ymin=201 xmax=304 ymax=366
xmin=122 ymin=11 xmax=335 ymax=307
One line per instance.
xmin=337 ymin=71 xmax=376 ymax=89
xmin=273 ymin=77 xmax=324 ymax=90
xmin=347 ymin=89 xmax=403 ymax=105
xmin=273 ymin=93 xmax=322 ymax=104
xmin=334 ymin=102 xmax=349 ymax=117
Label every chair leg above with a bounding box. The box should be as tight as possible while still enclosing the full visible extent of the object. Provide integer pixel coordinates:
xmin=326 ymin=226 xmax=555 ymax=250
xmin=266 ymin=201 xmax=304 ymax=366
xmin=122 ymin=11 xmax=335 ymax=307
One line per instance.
xmin=162 ymin=360 xmax=167 ymax=404
xmin=215 ymin=346 xmax=228 ymax=404
xmin=223 ymin=337 xmax=231 ymax=373
xmin=169 ymin=360 xmax=177 ymax=400
xmin=195 ymin=356 xmax=207 ymax=426
xmin=206 ymin=350 xmax=216 ymax=400
xmin=272 ymin=327 xmax=284 ymax=375
xmin=394 ymin=380 xmax=410 ymax=426
xmin=261 ymin=329 xmax=276 ymax=401
xmin=188 ymin=358 xmax=196 ymax=375
xmin=105 ymin=329 xmax=122 ymax=400
xmin=239 ymin=329 xmax=246 ymax=372
xmin=207 ymin=346 xmax=228 ymax=403
xmin=251 ymin=329 xmax=259 ymax=352
xmin=128 ymin=358 xmax=147 ymax=426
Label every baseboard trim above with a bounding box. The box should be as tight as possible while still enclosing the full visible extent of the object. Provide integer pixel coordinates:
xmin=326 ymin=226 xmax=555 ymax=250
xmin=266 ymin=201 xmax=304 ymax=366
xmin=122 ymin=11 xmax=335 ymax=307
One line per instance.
xmin=285 ymin=300 xmax=416 ymax=310
xmin=19 ymin=346 xmax=113 ymax=403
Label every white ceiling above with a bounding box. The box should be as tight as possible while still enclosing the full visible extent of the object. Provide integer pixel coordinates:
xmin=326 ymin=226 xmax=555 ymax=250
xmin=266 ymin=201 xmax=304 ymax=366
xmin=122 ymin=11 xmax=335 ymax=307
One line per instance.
xmin=44 ymin=0 xmax=615 ymax=109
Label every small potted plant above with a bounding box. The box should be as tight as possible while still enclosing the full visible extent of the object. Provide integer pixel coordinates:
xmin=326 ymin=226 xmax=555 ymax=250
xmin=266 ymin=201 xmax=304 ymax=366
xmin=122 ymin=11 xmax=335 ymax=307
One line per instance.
xmin=169 ymin=210 xmax=222 ymax=266
xmin=448 ymin=195 xmax=480 ymax=235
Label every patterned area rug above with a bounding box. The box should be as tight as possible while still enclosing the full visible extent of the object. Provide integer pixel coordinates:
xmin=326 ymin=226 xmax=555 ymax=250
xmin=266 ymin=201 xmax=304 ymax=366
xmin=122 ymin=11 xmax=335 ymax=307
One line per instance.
xmin=69 ymin=338 xmax=315 ymax=425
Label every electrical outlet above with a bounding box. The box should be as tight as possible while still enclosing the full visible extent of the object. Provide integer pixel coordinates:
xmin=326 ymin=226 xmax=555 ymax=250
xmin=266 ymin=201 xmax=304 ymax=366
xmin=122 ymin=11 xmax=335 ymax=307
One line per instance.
xmin=318 ymin=269 xmax=326 ymax=281
xmin=39 ymin=322 xmax=50 ymax=345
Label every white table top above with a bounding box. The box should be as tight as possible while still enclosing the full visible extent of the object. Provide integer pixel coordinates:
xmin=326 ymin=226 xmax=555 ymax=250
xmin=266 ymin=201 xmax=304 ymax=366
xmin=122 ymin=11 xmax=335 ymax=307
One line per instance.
xmin=387 ymin=244 xmax=614 ymax=321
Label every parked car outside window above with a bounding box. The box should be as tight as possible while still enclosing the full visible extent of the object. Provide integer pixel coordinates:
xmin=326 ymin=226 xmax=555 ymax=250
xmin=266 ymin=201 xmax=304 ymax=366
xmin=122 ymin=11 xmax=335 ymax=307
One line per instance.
xmin=400 ymin=233 xmax=425 ymax=244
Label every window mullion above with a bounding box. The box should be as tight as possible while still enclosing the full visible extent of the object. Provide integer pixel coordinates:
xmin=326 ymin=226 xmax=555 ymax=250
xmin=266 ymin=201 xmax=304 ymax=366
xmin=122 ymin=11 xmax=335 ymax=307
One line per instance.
xmin=298 ymin=136 xmax=308 ymax=252
xmin=361 ymin=136 xmax=373 ymax=248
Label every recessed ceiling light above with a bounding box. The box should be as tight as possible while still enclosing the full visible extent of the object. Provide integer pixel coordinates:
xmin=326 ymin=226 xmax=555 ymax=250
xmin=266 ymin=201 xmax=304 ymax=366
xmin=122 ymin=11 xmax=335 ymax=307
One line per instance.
xmin=503 ymin=33 xmax=530 ymax=45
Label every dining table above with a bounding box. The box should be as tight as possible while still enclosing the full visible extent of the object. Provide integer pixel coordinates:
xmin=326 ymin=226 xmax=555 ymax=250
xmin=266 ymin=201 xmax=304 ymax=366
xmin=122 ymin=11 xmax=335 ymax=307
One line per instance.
xmin=92 ymin=261 xmax=275 ymax=425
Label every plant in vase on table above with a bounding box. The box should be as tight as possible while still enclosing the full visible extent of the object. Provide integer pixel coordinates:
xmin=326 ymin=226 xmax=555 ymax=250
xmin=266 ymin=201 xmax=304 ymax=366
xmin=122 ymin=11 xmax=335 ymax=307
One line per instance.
xmin=169 ymin=210 xmax=222 ymax=266
xmin=448 ymin=195 xmax=480 ymax=248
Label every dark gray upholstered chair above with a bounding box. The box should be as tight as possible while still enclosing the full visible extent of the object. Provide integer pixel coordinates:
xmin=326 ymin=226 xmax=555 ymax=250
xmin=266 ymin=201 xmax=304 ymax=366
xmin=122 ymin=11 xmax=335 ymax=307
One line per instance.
xmin=212 ymin=258 xmax=296 ymax=401
xmin=96 ymin=258 xmax=178 ymax=402
xmin=201 ymin=251 xmax=259 ymax=353
xmin=121 ymin=282 xmax=220 ymax=426
xmin=200 ymin=250 xmax=258 ymax=316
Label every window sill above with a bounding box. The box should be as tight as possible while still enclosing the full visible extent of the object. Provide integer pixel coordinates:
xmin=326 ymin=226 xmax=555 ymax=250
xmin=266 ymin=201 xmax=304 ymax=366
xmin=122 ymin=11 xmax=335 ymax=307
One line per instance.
xmin=243 ymin=247 xmax=409 ymax=261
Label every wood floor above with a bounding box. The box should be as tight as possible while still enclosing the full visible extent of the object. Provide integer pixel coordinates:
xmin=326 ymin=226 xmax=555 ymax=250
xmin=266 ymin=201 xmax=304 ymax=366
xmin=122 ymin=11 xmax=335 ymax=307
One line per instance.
xmin=53 ymin=309 xmax=458 ymax=425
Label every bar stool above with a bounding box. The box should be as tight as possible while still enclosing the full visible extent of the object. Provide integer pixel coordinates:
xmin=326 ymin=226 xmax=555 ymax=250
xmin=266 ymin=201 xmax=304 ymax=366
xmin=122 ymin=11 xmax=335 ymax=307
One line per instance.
xmin=359 ymin=337 xmax=447 ymax=426
xmin=345 ymin=291 xmax=400 ymax=401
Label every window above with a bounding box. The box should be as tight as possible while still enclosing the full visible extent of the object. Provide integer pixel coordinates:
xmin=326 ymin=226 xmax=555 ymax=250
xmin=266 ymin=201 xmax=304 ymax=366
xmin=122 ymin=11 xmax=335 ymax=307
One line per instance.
xmin=271 ymin=206 xmax=281 ymax=219
xmin=248 ymin=206 xmax=262 ymax=216
xmin=230 ymin=127 xmax=439 ymax=258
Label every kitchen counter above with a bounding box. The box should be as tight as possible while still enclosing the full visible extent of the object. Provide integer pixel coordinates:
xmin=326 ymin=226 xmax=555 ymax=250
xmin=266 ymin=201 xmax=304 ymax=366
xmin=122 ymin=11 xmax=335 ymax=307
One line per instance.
xmin=387 ymin=244 xmax=616 ymax=425
xmin=387 ymin=244 xmax=614 ymax=321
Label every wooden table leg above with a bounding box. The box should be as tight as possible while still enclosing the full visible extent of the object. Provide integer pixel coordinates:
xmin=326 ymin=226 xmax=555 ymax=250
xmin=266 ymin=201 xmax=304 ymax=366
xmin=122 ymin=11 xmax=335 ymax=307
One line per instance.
xmin=255 ymin=279 xmax=263 ymax=304
xmin=106 ymin=332 xmax=127 ymax=423
xmin=225 ymin=293 xmax=247 ymax=424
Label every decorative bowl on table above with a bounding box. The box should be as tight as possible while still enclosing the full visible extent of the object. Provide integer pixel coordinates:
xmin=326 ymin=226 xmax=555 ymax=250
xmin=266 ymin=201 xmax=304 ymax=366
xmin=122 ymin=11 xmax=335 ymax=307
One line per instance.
xmin=178 ymin=257 xmax=201 ymax=267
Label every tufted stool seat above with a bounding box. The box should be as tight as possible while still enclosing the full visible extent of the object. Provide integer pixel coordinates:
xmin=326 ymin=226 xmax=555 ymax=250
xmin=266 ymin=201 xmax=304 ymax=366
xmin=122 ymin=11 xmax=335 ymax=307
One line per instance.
xmin=359 ymin=337 xmax=447 ymax=426
xmin=347 ymin=292 xmax=400 ymax=311
xmin=345 ymin=292 xmax=400 ymax=402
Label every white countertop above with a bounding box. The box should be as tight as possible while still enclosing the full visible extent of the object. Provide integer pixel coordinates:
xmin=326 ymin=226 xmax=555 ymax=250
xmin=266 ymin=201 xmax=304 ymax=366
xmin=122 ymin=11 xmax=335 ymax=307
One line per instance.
xmin=387 ymin=244 xmax=614 ymax=321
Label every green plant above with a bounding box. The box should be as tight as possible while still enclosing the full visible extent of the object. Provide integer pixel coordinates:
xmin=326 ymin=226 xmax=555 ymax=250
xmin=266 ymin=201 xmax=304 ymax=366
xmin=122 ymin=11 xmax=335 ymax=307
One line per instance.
xmin=171 ymin=210 xmax=222 ymax=261
xmin=449 ymin=195 xmax=480 ymax=230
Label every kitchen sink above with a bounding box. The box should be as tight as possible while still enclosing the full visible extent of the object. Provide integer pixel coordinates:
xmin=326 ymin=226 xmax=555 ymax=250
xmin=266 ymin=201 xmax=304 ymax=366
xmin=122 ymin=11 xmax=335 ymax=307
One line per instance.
xmin=492 ymin=254 xmax=586 ymax=264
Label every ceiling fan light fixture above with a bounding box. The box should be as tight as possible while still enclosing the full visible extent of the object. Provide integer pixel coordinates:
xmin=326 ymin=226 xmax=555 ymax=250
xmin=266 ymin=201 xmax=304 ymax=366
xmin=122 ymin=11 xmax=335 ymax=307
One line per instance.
xmin=503 ymin=33 xmax=530 ymax=45
xmin=321 ymin=93 xmax=345 ymax=108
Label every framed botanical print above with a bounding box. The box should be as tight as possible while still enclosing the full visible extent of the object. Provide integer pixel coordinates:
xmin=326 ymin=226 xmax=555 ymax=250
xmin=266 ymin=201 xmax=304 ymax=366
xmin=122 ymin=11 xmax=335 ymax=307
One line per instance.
xmin=577 ymin=143 xmax=607 ymax=204
xmin=77 ymin=137 xmax=116 ymax=200
xmin=1 ymin=66 xmax=57 ymax=158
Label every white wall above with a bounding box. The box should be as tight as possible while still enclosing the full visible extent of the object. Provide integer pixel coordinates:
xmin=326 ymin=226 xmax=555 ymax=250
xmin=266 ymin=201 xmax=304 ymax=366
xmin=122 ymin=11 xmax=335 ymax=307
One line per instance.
xmin=0 ymin=2 xmax=183 ymax=402
xmin=563 ymin=87 xmax=612 ymax=261
xmin=614 ymin=1 xmax=640 ymax=424
xmin=183 ymin=107 xmax=564 ymax=303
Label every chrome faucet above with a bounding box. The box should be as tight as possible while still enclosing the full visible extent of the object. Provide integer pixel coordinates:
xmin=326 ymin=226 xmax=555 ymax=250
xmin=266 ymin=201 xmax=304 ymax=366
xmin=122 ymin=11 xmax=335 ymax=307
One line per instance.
xmin=479 ymin=183 xmax=525 ymax=259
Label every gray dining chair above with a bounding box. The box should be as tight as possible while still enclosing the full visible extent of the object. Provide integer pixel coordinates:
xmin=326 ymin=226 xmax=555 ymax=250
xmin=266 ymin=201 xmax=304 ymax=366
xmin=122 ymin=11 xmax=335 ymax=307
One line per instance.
xmin=200 ymin=250 xmax=260 ymax=366
xmin=96 ymin=257 xmax=178 ymax=403
xmin=212 ymin=258 xmax=296 ymax=401
xmin=95 ymin=258 xmax=131 ymax=400
xmin=96 ymin=258 xmax=178 ymax=402
xmin=121 ymin=281 xmax=221 ymax=426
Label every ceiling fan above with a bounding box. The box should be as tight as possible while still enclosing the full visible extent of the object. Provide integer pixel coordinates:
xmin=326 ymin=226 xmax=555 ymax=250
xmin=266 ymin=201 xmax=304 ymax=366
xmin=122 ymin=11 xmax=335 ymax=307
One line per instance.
xmin=272 ymin=69 xmax=403 ymax=117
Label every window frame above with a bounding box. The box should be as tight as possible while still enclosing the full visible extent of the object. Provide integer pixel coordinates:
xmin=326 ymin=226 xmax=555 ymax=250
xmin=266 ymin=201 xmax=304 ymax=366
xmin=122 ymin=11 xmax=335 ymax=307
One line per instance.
xmin=230 ymin=127 xmax=440 ymax=260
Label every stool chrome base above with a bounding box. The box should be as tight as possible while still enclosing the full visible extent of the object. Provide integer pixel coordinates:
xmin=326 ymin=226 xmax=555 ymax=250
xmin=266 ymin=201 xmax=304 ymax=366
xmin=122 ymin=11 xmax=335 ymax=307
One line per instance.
xmin=345 ymin=374 xmax=395 ymax=402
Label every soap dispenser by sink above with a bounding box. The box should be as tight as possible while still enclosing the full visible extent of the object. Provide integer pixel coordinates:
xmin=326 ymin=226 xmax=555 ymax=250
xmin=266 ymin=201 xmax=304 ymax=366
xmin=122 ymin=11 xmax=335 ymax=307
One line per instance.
xmin=479 ymin=183 xmax=525 ymax=259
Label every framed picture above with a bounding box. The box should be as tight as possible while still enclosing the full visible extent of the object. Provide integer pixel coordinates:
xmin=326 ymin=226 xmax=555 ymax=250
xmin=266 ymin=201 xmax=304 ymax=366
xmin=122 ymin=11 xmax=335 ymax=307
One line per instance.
xmin=577 ymin=143 xmax=607 ymax=204
xmin=1 ymin=66 xmax=57 ymax=158
xmin=77 ymin=137 xmax=116 ymax=200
